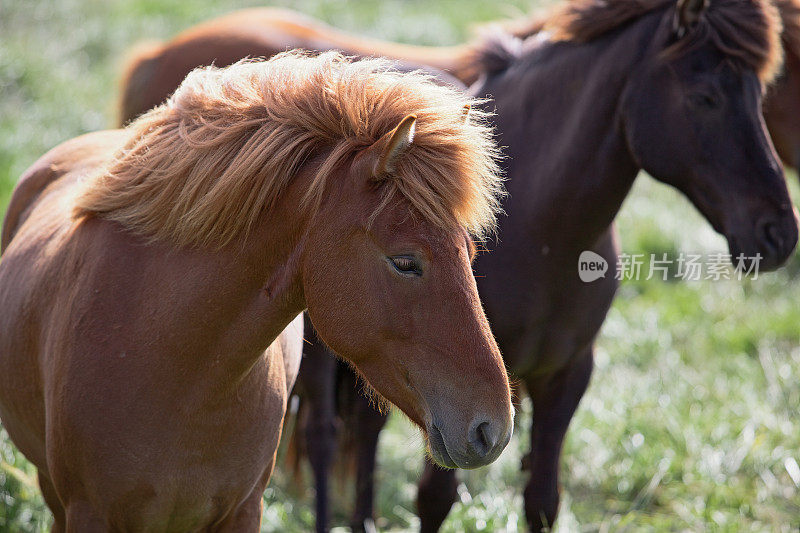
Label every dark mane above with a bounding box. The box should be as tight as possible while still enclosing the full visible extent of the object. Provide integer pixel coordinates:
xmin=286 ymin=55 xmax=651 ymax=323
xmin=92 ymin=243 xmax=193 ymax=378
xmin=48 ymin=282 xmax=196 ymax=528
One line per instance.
xmin=469 ymin=0 xmax=783 ymax=83
xmin=465 ymin=30 xmax=525 ymax=79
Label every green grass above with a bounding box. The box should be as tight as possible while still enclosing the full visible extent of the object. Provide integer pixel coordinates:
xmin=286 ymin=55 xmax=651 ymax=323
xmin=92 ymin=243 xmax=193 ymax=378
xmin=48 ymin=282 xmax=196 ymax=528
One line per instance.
xmin=2 ymin=1 xmax=800 ymax=531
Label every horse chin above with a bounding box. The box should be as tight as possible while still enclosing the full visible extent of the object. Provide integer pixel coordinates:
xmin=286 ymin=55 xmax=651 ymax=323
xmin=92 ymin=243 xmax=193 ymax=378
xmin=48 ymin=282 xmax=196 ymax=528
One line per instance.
xmin=426 ymin=423 xmax=459 ymax=469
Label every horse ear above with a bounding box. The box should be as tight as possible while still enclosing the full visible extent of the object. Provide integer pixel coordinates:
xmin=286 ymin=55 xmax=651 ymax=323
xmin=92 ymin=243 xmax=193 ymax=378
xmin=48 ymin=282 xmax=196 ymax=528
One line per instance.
xmin=461 ymin=104 xmax=471 ymax=124
xmin=372 ymin=115 xmax=417 ymax=178
xmin=673 ymin=0 xmax=708 ymax=38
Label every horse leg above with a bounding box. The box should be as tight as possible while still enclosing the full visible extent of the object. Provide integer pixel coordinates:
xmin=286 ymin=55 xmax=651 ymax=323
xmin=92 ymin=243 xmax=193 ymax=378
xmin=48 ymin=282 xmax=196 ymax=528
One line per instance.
xmin=215 ymin=471 xmax=271 ymax=533
xmin=523 ymin=346 xmax=594 ymax=532
xmin=416 ymin=459 xmax=458 ymax=533
xmin=349 ymin=392 xmax=388 ymax=533
xmin=296 ymin=318 xmax=339 ymax=533
xmin=215 ymin=498 xmax=262 ymax=533
xmin=38 ymin=471 xmax=65 ymax=532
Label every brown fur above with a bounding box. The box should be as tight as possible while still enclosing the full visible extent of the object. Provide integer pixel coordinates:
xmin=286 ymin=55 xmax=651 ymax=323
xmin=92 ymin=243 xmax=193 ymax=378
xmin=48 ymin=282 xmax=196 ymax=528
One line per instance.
xmin=82 ymin=52 xmax=501 ymax=249
xmin=116 ymin=40 xmax=164 ymax=126
xmin=116 ymin=8 xmax=474 ymax=124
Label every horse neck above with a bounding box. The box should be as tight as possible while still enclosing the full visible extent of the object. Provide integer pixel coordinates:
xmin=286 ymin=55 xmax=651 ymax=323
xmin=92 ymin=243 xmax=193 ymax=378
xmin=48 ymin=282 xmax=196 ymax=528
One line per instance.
xmin=237 ymin=164 xmax=321 ymax=315
xmin=482 ymin=10 xmax=664 ymax=252
xmin=184 ymin=161 xmax=323 ymax=377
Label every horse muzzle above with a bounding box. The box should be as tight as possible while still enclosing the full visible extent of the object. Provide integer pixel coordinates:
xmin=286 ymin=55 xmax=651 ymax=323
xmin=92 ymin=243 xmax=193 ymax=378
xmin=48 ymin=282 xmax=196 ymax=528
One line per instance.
xmin=728 ymin=207 xmax=798 ymax=272
xmin=426 ymin=415 xmax=513 ymax=469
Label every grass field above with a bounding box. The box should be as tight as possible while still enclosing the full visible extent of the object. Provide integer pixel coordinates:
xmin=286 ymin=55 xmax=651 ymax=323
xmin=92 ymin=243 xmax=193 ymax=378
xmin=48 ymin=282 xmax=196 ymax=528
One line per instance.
xmin=2 ymin=0 xmax=800 ymax=531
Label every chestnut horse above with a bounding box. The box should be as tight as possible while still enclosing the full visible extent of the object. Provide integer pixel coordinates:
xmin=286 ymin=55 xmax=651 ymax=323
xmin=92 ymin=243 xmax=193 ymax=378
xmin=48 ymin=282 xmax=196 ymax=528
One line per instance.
xmin=0 ymin=52 xmax=514 ymax=531
xmin=116 ymin=0 xmax=799 ymax=531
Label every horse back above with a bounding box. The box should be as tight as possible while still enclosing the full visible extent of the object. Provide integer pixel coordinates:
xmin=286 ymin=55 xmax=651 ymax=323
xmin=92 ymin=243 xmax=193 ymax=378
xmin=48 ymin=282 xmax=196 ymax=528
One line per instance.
xmin=1 ymin=130 xmax=126 ymax=252
xmin=118 ymin=7 xmax=469 ymax=124
xmin=0 ymin=128 xmax=298 ymax=524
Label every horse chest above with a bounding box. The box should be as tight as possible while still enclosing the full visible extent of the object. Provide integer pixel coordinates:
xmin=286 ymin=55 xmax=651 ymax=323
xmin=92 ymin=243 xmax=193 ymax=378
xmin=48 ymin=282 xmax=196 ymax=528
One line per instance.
xmin=475 ymin=231 xmax=619 ymax=377
xmin=47 ymin=350 xmax=287 ymax=529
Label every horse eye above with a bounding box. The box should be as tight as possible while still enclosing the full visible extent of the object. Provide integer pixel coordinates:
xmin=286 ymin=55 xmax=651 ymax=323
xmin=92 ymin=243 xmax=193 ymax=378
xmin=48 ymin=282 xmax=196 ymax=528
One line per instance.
xmin=388 ymin=255 xmax=422 ymax=276
xmin=689 ymin=92 xmax=718 ymax=109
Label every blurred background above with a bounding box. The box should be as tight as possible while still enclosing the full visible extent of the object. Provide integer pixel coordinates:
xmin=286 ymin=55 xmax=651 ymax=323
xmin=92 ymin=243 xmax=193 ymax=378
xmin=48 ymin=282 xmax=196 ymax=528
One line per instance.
xmin=1 ymin=0 xmax=799 ymax=531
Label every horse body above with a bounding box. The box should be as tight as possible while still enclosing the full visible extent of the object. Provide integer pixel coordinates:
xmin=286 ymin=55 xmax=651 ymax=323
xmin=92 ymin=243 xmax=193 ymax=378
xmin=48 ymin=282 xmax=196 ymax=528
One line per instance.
xmin=119 ymin=7 xmax=467 ymax=125
xmin=0 ymin=54 xmax=513 ymax=531
xmin=472 ymin=26 xmax=648 ymax=376
xmin=0 ymin=130 xmax=306 ymax=530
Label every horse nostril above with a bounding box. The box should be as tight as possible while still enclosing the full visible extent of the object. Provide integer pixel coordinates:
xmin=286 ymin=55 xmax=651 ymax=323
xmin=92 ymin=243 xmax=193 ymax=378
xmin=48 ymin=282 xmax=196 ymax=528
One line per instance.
xmin=762 ymin=220 xmax=785 ymax=253
xmin=767 ymin=223 xmax=783 ymax=250
xmin=468 ymin=420 xmax=496 ymax=459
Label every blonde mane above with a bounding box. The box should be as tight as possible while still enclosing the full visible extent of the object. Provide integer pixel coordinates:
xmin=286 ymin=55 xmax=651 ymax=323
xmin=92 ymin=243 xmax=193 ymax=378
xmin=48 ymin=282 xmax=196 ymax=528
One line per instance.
xmin=74 ymin=52 xmax=502 ymax=248
xmin=473 ymin=0 xmax=783 ymax=83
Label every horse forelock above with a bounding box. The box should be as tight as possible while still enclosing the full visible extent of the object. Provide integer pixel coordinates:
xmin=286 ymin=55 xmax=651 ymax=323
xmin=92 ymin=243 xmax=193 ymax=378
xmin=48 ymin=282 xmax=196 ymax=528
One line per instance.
xmin=471 ymin=0 xmax=783 ymax=83
xmin=73 ymin=51 xmax=503 ymax=248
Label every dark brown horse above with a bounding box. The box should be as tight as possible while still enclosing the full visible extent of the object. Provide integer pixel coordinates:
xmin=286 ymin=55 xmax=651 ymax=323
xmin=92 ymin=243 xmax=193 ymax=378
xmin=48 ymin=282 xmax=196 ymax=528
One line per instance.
xmin=434 ymin=1 xmax=796 ymax=529
xmin=0 ymin=52 xmax=514 ymax=531
xmin=116 ymin=0 xmax=799 ymax=531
